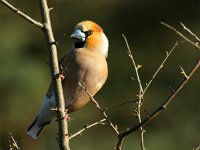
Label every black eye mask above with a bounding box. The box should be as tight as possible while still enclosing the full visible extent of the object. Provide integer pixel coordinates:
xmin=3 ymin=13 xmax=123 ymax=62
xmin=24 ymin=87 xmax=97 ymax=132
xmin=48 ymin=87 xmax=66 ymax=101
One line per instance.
xmin=74 ymin=30 xmax=93 ymax=48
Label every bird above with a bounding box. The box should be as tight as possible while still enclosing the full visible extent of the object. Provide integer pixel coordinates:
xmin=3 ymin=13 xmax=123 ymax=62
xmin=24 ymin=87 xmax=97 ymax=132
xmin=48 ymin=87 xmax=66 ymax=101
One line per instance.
xmin=27 ymin=20 xmax=109 ymax=139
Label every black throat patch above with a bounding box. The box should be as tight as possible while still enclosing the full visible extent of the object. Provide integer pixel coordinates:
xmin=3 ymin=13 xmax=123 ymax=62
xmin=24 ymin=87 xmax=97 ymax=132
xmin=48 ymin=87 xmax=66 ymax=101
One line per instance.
xmin=74 ymin=42 xmax=85 ymax=48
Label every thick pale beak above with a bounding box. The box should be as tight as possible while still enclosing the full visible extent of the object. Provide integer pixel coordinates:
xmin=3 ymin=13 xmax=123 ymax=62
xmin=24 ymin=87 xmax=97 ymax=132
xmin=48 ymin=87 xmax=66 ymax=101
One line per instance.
xmin=70 ymin=29 xmax=86 ymax=42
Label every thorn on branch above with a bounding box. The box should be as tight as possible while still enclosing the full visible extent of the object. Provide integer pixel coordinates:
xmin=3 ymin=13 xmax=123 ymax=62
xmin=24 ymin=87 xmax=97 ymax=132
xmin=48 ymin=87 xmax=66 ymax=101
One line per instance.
xmin=136 ymin=65 xmax=142 ymax=70
xmin=166 ymin=51 xmax=169 ymax=57
xmin=180 ymin=66 xmax=189 ymax=79
xmin=131 ymin=76 xmax=136 ymax=80
xmin=49 ymin=7 xmax=54 ymax=11
xmin=169 ymin=86 xmax=175 ymax=93
xmin=162 ymin=105 xmax=167 ymax=110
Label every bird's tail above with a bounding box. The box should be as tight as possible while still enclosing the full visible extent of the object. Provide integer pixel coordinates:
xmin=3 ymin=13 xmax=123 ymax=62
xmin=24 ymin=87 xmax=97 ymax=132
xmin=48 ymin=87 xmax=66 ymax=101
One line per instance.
xmin=26 ymin=116 xmax=50 ymax=139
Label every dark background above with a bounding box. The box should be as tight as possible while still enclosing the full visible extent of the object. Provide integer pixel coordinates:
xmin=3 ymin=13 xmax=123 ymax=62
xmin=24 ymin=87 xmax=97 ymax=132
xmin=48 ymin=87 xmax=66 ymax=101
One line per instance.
xmin=0 ymin=0 xmax=199 ymax=149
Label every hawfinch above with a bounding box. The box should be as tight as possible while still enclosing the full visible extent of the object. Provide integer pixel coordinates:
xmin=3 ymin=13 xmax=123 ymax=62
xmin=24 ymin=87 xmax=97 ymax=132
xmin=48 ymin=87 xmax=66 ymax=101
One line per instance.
xmin=27 ymin=20 xmax=109 ymax=139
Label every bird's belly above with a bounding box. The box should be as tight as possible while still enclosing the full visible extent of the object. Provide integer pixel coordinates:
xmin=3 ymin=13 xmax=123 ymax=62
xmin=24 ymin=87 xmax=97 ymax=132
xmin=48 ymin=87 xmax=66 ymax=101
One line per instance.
xmin=63 ymin=68 xmax=107 ymax=112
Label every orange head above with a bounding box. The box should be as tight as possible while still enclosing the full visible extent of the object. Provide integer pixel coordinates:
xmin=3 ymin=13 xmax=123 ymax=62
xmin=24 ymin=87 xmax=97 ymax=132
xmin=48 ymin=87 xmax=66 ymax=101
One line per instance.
xmin=70 ymin=20 xmax=109 ymax=57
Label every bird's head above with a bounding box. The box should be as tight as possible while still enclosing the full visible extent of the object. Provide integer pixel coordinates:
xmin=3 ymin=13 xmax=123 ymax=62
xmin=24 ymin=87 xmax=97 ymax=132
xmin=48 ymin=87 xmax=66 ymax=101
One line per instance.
xmin=70 ymin=20 xmax=109 ymax=57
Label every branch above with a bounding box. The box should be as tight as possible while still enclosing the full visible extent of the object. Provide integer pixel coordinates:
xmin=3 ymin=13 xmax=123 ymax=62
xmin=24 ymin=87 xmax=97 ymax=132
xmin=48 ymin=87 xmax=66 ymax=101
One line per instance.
xmin=113 ymin=41 xmax=179 ymax=111
xmin=38 ymin=0 xmax=69 ymax=150
xmin=115 ymin=56 xmax=200 ymax=150
xmin=122 ymin=34 xmax=144 ymax=93
xmin=9 ymin=132 xmax=20 ymax=150
xmin=193 ymin=145 xmax=200 ymax=150
xmin=179 ymin=22 xmax=200 ymax=44
xmin=79 ymin=83 xmax=119 ymax=135
xmin=1 ymin=0 xmax=44 ymax=29
xmin=69 ymin=119 xmax=106 ymax=140
xmin=122 ymin=34 xmax=145 ymax=150
xmin=143 ymin=41 xmax=179 ymax=94
xmin=161 ymin=22 xmax=200 ymax=50
xmin=105 ymin=99 xmax=138 ymax=111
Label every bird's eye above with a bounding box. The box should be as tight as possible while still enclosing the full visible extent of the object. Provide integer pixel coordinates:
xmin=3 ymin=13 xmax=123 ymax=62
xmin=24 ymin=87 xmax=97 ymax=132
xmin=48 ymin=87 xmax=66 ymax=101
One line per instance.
xmin=85 ymin=30 xmax=93 ymax=36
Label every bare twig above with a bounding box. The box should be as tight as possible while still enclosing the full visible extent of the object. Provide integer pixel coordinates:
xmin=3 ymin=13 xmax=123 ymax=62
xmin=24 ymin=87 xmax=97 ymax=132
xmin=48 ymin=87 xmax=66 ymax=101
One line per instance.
xmin=9 ymin=132 xmax=20 ymax=150
xmin=116 ymin=56 xmax=200 ymax=150
xmin=161 ymin=22 xmax=200 ymax=50
xmin=114 ymin=41 xmax=179 ymax=111
xmin=180 ymin=66 xmax=189 ymax=79
xmin=143 ymin=41 xmax=179 ymax=94
xmin=122 ymin=34 xmax=144 ymax=94
xmin=1 ymin=0 xmax=44 ymax=29
xmin=78 ymin=82 xmax=119 ymax=135
xmin=179 ymin=22 xmax=200 ymax=45
xmin=105 ymin=99 xmax=138 ymax=111
xmin=38 ymin=0 xmax=69 ymax=150
xmin=193 ymin=145 xmax=200 ymax=150
xmin=122 ymin=34 xmax=145 ymax=150
xmin=69 ymin=119 xmax=106 ymax=140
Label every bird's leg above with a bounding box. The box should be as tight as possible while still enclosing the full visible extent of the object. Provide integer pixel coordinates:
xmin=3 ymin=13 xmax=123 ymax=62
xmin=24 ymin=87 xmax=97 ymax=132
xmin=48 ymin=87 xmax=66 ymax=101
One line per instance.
xmin=55 ymin=109 xmax=70 ymax=122
xmin=63 ymin=109 xmax=71 ymax=122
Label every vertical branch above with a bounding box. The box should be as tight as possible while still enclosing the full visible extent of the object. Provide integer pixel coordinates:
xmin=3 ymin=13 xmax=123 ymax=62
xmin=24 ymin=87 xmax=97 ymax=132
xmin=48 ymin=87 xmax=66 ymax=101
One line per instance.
xmin=122 ymin=34 xmax=145 ymax=150
xmin=38 ymin=0 xmax=70 ymax=150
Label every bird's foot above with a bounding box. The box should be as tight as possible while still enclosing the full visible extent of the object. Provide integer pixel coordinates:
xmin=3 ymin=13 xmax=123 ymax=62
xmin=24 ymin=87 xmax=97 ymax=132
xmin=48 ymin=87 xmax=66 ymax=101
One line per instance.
xmin=61 ymin=109 xmax=71 ymax=122
xmin=59 ymin=73 xmax=65 ymax=80
xmin=57 ymin=64 xmax=66 ymax=80
xmin=55 ymin=109 xmax=70 ymax=122
xmin=57 ymin=71 xmax=65 ymax=80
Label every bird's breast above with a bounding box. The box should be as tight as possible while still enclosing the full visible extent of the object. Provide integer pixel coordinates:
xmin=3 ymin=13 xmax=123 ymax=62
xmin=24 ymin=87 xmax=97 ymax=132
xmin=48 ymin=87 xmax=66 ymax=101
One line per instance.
xmin=63 ymin=50 xmax=108 ymax=112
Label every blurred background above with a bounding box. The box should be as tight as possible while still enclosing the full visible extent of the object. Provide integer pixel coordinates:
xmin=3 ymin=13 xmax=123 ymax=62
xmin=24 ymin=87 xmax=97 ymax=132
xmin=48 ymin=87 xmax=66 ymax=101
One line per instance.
xmin=0 ymin=0 xmax=200 ymax=149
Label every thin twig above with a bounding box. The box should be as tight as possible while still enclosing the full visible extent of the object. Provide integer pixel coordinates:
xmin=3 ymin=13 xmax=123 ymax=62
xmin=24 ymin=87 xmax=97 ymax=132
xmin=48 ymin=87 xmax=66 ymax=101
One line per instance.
xmin=9 ymin=132 xmax=20 ymax=150
xmin=105 ymin=99 xmax=138 ymax=111
xmin=193 ymin=145 xmax=200 ymax=150
xmin=39 ymin=0 xmax=70 ymax=150
xmin=179 ymin=22 xmax=200 ymax=45
xmin=114 ymin=42 xmax=179 ymax=111
xmin=1 ymin=0 xmax=44 ymax=29
xmin=69 ymin=119 xmax=106 ymax=140
xmin=78 ymin=82 xmax=119 ymax=135
xmin=122 ymin=34 xmax=144 ymax=94
xmin=115 ymin=56 xmax=200 ymax=150
xmin=143 ymin=41 xmax=179 ymax=94
xmin=122 ymin=34 xmax=145 ymax=150
xmin=180 ymin=66 xmax=189 ymax=79
xmin=161 ymin=22 xmax=200 ymax=50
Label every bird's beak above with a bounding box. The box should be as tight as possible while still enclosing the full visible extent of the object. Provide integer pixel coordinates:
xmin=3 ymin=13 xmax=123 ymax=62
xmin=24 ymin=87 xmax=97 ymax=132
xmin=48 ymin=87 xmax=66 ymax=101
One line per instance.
xmin=70 ymin=29 xmax=86 ymax=42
